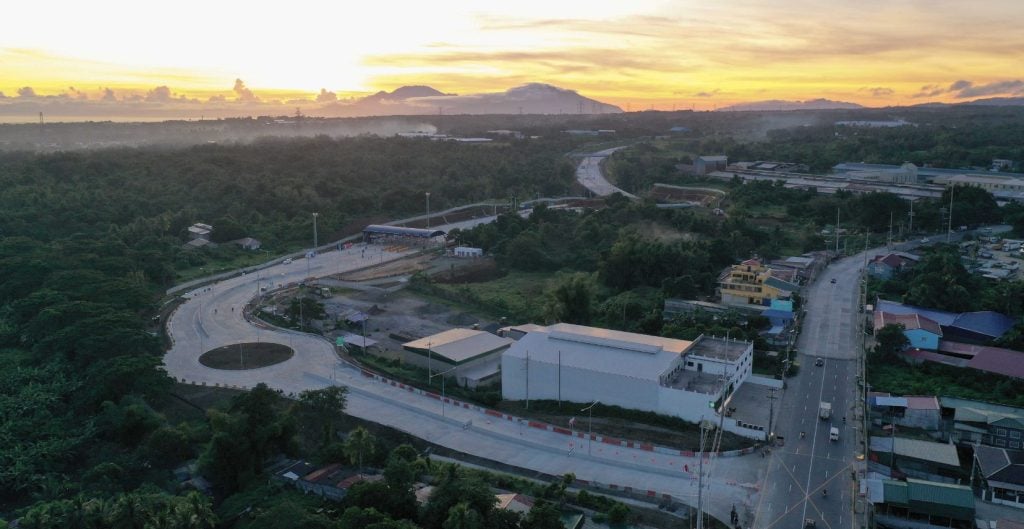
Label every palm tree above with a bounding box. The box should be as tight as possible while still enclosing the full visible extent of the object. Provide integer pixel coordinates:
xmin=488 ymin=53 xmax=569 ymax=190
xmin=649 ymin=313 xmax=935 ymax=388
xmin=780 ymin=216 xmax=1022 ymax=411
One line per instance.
xmin=442 ymin=502 xmax=482 ymax=529
xmin=343 ymin=426 xmax=376 ymax=473
xmin=172 ymin=491 xmax=217 ymax=529
xmin=110 ymin=492 xmax=150 ymax=529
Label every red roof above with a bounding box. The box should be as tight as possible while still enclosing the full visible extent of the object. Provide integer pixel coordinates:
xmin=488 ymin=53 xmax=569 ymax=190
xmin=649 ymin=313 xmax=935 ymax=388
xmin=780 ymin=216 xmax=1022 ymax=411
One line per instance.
xmin=904 ymin=396 xmax=940 ymax=410
xmin=874 ymin=312 xmax=943 ymax=336
xmin=902 ymin=349 xmax=966 ymax=367
xmin=967 ymin=345 xmax=1024 ymax=380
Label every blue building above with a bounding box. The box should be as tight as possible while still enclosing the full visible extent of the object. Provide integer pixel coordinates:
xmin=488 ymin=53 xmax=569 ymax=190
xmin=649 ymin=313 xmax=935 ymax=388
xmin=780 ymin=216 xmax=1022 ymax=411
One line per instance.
xmin=874 ymin=311 xmax=943 ymax=351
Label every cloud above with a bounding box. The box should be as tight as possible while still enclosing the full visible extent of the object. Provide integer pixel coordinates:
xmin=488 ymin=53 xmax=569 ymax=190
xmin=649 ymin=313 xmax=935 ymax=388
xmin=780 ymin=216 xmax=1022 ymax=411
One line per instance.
xmin=692 ymin=89 xmax=721 ymax=97
xmin=233 ymin=78 xmax=259 ymax=102
xmin=101 ymin=88 xmax=117 ymax=101
xmin=0 ymin=91 xmax=6 ymax=99
xmin=956 ymin=79 xmax=1024 ymax=98
xmin=912 ymin=79 xmax=1024 ymax=99
xmin=208 ymin=94 xmax=226 ymax=103
xmin=858 ymin=86 xmax=894 ymax=97
xmin=146 ymin=85 xmax=174 ymax=102
xmin=316 ymin=88 xmax=337 ymax=102
xmin=65 ymin=86 xmax=88 ymax=100
xmin=17 ymin=86 xmax=37 ymax=98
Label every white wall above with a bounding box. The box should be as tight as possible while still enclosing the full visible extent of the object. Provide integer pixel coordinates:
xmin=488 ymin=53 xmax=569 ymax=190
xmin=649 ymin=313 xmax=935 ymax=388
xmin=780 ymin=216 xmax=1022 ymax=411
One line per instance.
xmin=502 ymin=355 xmax=660 ymax=412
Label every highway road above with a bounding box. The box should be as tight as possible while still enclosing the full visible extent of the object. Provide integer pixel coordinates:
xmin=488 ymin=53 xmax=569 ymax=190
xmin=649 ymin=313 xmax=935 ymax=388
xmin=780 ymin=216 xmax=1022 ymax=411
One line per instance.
xmin=575 ymin=147 xmax=637 ymax=198
xmin=753 ymin=253 xmax=869 ymax=529
xmin=163 ymin=221 xmax=762 ymax=525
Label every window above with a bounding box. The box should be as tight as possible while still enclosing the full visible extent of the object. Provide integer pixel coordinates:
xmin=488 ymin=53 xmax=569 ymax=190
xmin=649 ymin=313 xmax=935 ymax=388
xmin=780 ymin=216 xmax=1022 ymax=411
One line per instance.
xmin=996 ymin=438 xmax=1007 ymax=447
xmin=1011 ymin=441 xmax=1021 ymax=449
xmin=997 ymin=428 xmax=1008 ymax=437
xmin=687 ymin=361 xmax=694 ymax=367
xmin=1012 ymin=430 xmax=1021 ymax=440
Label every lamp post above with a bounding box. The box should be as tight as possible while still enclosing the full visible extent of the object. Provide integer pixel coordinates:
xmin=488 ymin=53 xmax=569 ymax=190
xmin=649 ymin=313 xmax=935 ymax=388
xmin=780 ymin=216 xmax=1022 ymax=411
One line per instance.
xmin=427 ymin=341 xmax=432 ymax=382
xmin=425 ymin=192 xmax=431 ymax=229
xmin=581 ymin=400 xmax=599 ymax=455
xmin=430 ymin=366 xmax=458 ymax=417
xmin=312 ymin=212 xmax=319 ymax=250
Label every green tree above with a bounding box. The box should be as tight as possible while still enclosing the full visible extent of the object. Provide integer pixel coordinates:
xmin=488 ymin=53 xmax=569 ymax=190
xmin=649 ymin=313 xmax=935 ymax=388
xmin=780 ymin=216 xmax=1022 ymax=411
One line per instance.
xmin=297 ymin=385 xmax=348 ymax=446
xmin=442 ymin=502 xmax=483 ymax=529
xmin=522 ymin=499 xmax=562 ymax=529
xmin=607 ymin=503 xmax=630 ymax=526
xmin=344 ymin=426 xmax=376 ymax=473
xmin=543 ymin=273 xmax=595 ymax=325
xmin=875 ymin=324 xmax=910 ymax=359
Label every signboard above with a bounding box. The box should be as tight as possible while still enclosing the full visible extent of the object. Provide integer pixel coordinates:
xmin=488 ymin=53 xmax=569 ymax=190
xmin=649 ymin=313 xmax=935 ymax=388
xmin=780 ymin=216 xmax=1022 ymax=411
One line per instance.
xmin=335 ymin=337 xmax=345 ymax=346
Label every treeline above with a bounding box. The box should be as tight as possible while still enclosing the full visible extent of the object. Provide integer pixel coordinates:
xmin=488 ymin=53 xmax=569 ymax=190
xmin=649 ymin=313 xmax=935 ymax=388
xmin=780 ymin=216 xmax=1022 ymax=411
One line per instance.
xmin=0 ymin=136 xmax=576 ymax=283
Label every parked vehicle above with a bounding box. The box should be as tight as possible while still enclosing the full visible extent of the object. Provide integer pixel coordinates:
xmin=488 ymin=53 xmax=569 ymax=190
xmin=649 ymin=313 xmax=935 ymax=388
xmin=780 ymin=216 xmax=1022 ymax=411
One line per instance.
xmin=283 ymin=258 xmax=293 ymax=264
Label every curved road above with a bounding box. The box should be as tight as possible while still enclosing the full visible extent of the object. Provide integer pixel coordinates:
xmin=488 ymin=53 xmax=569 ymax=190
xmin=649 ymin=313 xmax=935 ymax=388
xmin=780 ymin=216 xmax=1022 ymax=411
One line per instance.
xmin=164 ymin=224 xmax=761 ymax=524
xmin=575 ymin=147 xmax=637 ymax=198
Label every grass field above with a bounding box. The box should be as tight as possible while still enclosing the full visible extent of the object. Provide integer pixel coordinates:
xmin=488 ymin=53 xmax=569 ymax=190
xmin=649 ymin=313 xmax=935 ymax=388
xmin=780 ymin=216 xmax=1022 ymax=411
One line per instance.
xmin=426 ymin=271 xmax=553 ymax=322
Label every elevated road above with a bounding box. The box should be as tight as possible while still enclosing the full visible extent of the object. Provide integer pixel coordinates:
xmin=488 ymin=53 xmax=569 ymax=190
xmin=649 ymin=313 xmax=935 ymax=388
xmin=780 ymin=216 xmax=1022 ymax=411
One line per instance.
xmin=575 ymin=147 xmax=637 ymax=198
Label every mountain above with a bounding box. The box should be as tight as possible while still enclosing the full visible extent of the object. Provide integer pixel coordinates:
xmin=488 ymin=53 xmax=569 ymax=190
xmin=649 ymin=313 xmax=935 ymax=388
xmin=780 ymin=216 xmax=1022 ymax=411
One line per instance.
xmin=958 ymin=96 xmax=1024 ymax=106
xmin=326 ymin=83 xmax=622 ymax=117
xmin=718 ymin=98 xmax=864 ymax=112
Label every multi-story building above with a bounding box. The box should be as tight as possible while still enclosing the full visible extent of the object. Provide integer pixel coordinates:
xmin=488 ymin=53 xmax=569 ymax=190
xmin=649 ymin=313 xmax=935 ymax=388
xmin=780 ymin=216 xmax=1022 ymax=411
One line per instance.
xmin=718 ymin=259 xmax=799 ymax=307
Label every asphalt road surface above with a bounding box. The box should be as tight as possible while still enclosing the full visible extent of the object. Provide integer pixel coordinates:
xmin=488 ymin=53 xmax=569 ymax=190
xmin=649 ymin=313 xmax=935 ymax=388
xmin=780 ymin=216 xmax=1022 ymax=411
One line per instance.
xmin=753 ymin=253 xmax=869 ymax=529
xmin=575 ymin=147 xmax=637 ymax=198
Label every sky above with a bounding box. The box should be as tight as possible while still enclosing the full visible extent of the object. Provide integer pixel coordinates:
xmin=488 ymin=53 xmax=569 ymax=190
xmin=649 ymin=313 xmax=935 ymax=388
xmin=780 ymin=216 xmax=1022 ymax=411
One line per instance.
xmin=2 ymin=0 xmax=1023 ymax=115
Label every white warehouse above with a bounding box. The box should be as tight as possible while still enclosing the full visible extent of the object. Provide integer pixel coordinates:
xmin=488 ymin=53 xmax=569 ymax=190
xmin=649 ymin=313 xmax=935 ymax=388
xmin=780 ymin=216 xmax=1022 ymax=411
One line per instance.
xmin=501 ymin=323 xmax=757 ymax=437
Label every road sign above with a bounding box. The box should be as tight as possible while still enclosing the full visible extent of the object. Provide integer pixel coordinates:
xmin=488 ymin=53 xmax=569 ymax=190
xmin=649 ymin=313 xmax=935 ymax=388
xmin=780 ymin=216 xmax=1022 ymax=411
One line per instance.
xmin=335 ymin=337 xmax=345 ymax=346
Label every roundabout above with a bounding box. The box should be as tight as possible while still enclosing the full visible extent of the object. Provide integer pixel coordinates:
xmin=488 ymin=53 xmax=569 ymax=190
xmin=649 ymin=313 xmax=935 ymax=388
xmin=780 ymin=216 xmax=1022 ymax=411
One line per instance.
xmin=198 ymin=342 xmax=294 ymax=370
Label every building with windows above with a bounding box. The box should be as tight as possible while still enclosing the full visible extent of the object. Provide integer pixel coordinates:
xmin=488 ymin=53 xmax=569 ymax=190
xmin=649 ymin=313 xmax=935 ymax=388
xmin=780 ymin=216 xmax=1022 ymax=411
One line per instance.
xmin=719 ymin=259 xmax=799 ymax=307
xmin=500 ymin=323 xmax=761 ymax=438
xmin=874 ymin=311 xmax=943 ymax=351
xmin=974 ymin=445 xmax=1024 ymax=510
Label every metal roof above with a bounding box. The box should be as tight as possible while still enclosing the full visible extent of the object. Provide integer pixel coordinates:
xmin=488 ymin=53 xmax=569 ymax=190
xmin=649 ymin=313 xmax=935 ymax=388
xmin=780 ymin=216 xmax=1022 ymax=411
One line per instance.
xmin=905 ymin=479 xmax=975 ymax=512
xmin=869 ymin=437 xmax=960 ymax=467
xmin=502 ymin=323 xmax=693 ymax=381
xmin=951 ymin=311 xmax=1016 ymax=339
xmin=404 ymin=328 xmax=513 ymax=364
xmin=873 ymin=396 xmax=908 ymax=407
xmin=875 ymin=299 xmax=957 ymax=326
xmin=363 ymin=224 xmax=446 ymax=238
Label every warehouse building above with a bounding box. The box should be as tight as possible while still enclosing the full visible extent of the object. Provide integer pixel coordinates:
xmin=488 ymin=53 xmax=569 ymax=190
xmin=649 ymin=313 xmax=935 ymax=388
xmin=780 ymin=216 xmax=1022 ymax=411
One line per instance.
xmin=403 ymin=329 xmax=513 ymax=388
xmin=501 ymin=323 xmax=758 ymax=437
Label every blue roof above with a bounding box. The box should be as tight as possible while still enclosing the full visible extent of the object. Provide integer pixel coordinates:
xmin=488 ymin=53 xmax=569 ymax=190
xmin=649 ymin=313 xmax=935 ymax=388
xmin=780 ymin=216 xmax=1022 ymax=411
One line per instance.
xmin=875 ymin=299 xmax=957 ymax=326
xmin=951 ymin=311 xmax=1016 ymax=339
xmin=762 ymin=309 xmax=795 ymax=323
xmin=363 ymin=224 xmax=446 ymax=238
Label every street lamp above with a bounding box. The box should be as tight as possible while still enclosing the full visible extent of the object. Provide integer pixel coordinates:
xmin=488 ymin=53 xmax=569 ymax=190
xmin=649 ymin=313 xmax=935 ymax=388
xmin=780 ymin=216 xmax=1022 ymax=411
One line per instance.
xmin=425 ymin=192 xmax=431 ymax=229
xmin=312 ymin=212 xmax=319 ymax=249
xmin=581 ymin=400 xmax=599 ymax=455
xmin=427 ymin=341 xmax=432 ymax=381
xmin=430 ymin=366 xmax=458 ymax=417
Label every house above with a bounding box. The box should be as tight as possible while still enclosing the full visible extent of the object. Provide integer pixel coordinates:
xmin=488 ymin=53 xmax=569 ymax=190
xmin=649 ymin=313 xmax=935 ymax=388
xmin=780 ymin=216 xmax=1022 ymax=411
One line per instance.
xmin=188 ymin=222 xmax=213 ymax=241
xmin=719 ymin=259 xmax=799 ymax=307
xmin=875 ymin=299 xmax=1015 ymax=343
xmin=184 ymin=238 xmax=216 ymax=250
xmin=868 ymin=436 xmax=962 ymax=483
xmin=874 ymin=311 xmax=943 ymax=351
xmin=942 ymin=396 xmax=1024 ymax=448
xmin=866 ymin=478 xmax=975 ymax=529
xmin=974 ymin=445 xmax=1024 ymax=510
xmin=760 ymin=308 xmax=796 ymax=346
xmin=867 ymin=252 xmax=920 ymax=279
xmin=452 ymin=246 xmax=483 ymax=258
xmin=501 ymin=323 xmax=761 ymax=439
xmin=232 ymin=237 xmax=262 ymax=250
xmin=870 ymin=395 xmax=942 ymax=431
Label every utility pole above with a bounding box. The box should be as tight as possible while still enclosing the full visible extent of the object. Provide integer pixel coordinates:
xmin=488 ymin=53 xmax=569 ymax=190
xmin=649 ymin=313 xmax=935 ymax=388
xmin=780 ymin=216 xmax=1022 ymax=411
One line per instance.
xmin=908 ymin=199 xmax=915 ymax=234
xmin=581 ymin=400 xmax=598 ymax=455
xmin=766 ymin=388 xmax=778 ymax=440
xmin=835 ymin=207 xmax=841 ymax=255
xmin=557 ymin=349 xmax=562 ymax=408
xmin=525 ymin=350 xmax=530 ymax=410
xmin=946 ymin=185 xmax=955 ymax=243
xmin=887 ymin=212 xmax=893 ymax=250
xmin=425 ymin=192 xmax=431 ymax=229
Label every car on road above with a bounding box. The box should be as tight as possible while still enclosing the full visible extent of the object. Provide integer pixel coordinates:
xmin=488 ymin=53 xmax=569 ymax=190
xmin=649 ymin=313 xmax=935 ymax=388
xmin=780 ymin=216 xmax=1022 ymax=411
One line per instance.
xmin=805 ymin=519 xmax=816 ymax=528
xmin=282 ymin=258 xmax=293 ymax=264
xmin=815 ymin=358 xmax=824 ymax=366
xmin=920 ymin=238 xmax=929 ymax=243
xmin=830 ymin=278 xmax=836 ymax=284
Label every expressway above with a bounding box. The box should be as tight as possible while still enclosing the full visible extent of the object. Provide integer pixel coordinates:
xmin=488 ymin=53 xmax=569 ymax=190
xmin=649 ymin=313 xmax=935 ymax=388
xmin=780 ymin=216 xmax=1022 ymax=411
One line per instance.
xmin=575 ymin=147 xmax=637 ymax=198
xmin=164 ymin=223 xmax=762 ymax=525
xmin=753 ymin=253 xmax=868 ymax=529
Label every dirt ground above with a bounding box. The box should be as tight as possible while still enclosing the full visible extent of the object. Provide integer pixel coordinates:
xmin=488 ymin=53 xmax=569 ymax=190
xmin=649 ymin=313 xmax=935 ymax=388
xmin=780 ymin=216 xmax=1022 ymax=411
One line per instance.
xmin=199 ymin=342 xmax=294 ymax=370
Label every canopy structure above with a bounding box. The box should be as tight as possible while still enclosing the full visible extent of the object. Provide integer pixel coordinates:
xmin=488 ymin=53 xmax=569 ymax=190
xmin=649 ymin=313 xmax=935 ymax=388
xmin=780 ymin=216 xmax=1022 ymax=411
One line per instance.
xmin=362 ymin=224 xmax=445 ymax=241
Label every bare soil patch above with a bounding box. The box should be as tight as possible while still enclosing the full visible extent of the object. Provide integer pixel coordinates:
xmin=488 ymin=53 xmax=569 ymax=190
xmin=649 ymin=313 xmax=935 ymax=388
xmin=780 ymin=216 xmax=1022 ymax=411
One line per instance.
xmin=199 ymin=342 xmax=294 ymax=370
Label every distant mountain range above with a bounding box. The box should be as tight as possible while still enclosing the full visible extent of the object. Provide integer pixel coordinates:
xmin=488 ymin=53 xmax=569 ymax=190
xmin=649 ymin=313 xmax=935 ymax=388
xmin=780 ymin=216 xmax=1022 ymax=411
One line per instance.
xmin=717 ymin=98 xmax=864 ymax=112
xmin=913 ymin=96 xmax=1024 ymax=108
xmin=326 ymin=83 xmax=622 ymax=116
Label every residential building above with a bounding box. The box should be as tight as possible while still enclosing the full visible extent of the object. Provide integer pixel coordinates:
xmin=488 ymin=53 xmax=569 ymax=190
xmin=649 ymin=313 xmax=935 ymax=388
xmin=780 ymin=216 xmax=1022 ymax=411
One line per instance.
xmin=942 ymin=397 xmax=1024 ymax=448
xmin=501 ymin=323 xmax=761 ymax=439
xmin=187 ymin=222 xmax=213 ymax=241
xmin=232 ymin=237 xmax=262 ymax=250
xmin=451 ymin=246 xmax=483 ymax=258
xmin=868 ymin=436 xmax=962 ymax=483
xmin=866 ymin=478 xmax=975 ymax=529
xmin=974 ymin=445 xmax=1024 ymax=510
xmin=944 ymin=173 xmax=1024 ymax=194
xmin=867 ymin=252 xmax=920 ymax=279
xmin=874 ymin=311 xmax=943 ymax=351
xmin=875 ymin=299 xmax=1015 ymax=343
xmin=403 ymin=329 xmax=513 ymax=388
xmin=870 ymin=395 xmax=942 ymax=431
xmin=719 ymin=259 xmax=799 ymax=307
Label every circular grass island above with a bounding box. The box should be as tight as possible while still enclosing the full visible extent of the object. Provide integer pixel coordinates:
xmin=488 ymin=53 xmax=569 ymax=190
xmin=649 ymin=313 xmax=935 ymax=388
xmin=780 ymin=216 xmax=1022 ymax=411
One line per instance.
xmin=199 ymin=342 xmax=294 ymax=370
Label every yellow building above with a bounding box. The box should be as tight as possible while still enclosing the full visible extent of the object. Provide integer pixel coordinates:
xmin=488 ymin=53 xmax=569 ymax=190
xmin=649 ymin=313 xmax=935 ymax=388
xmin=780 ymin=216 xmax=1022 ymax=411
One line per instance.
xmin=718 ymin=259 xmax=799 ymax=306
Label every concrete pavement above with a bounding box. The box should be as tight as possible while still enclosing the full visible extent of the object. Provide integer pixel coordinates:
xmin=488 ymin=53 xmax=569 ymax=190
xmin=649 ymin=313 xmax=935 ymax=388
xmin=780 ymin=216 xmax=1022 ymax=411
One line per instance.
xmin=575 ymin=147 xmax=637 ymax=199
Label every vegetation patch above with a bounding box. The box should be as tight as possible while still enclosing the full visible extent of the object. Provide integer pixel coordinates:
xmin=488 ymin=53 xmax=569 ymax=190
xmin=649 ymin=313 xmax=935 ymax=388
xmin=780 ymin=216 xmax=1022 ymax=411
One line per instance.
xmin=199 ymin=342 xmax=294 ymax=370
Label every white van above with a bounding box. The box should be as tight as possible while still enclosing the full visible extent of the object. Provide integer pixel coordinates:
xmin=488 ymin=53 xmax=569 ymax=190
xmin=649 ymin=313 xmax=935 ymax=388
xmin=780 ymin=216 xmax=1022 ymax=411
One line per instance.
xmin=829 ymin=427 xmax=839 ymax=441
xmin=282 ymin=258 xmax=293 ymax=264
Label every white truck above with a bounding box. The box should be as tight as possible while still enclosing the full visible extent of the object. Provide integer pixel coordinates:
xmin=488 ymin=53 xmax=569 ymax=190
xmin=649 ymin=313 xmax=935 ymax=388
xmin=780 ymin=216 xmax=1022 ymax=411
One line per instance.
xmin=829 ymin=427 xmax=839 ymax=441
xmin=819 ymin=402 xmax=832 ymax=420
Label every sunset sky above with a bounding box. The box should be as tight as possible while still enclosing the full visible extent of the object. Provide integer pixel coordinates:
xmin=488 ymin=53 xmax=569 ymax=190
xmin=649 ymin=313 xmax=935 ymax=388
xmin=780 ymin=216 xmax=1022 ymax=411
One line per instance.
xmin=2 ymin=0 xmax=1023 ymax=112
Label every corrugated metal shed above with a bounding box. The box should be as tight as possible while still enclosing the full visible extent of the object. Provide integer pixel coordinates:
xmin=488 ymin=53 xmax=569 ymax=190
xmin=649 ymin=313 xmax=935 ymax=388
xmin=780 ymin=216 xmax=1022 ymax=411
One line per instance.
xmin=363 ymin=224 xmax=445 ymax=238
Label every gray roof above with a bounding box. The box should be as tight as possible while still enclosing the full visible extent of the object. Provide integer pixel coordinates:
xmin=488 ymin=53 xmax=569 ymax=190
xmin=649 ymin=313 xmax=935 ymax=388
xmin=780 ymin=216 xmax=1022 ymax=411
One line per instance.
xmin=502 ymin=323 xmax=693 ymax=381
xmin=404 ymin=328 xmax=512 ymax=364
xmin=976 ymin=445 xmax=1024 ymax=486
xmin=869 ymin=437 xmax=960 ymax=467
xmin=363 ymin=224 xmax=445 ymax=238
